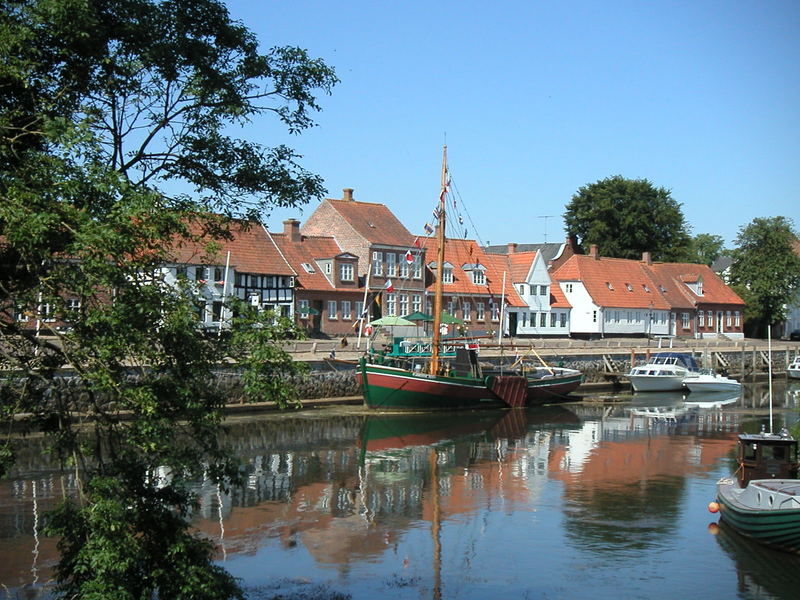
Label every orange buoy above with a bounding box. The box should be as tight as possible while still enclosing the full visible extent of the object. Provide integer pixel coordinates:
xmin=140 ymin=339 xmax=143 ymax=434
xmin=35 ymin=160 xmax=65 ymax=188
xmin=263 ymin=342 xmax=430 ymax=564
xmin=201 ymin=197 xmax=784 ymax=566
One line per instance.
xmin=708 ymin=501 xmax=720 ymax=513
xmin=707 ymin=522 xmax=720 ymax=535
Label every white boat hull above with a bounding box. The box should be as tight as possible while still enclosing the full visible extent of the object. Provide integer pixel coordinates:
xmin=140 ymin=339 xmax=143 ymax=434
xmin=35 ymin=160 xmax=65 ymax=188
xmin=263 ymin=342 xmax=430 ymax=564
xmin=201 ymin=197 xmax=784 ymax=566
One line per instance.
xmin=629 ymin=374 xmax=686 ymax=392
xmin=684 ymin=374 xmax=741 ymax=394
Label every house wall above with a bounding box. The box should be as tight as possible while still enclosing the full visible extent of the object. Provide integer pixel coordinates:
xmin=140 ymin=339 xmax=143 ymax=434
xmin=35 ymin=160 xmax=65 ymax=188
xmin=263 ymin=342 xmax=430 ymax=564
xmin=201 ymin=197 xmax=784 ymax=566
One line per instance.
xmin=559 ymin=281 xmax=601 ymax=335
xmin=297 ymin=290 xmax=364 ymax=337
xmin=301 ymin=202 xmax=373 ymax=278
xmin=601 ymin=308 xmax=670 ymax=336
xmin=512 ymin=308 xmax=571 ymax=336
xmin=695 ymin=304 xmax=745 ymax=339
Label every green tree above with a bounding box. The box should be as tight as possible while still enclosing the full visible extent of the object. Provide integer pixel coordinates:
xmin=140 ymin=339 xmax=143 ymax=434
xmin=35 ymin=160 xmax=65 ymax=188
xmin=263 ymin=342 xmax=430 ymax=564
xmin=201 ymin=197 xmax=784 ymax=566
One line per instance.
xmin=0 ymin=1 xmax=336 ymax=597
xmin=687 ymin=233 xmax=727 ymax=266
xmin=729 ymin=216 xmax=800 ymax=337
xmin=563 ymin=175 xmax=691 ymax=261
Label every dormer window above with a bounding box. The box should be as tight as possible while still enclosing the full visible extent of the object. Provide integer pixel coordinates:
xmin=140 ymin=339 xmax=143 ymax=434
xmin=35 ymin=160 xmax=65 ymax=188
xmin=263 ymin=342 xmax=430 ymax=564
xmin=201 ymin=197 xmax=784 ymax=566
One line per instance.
xmin=625 ymin=283 xmax=633 ymax=292
xmin=301 ymin=263 xmax=315 ymax=273
xmin=643 ymin=284 xmax=650 ymax=293
xmin=340 ymin=263 xmax=354 ymax=281
xmin=443 ymin=266 xmax=454 ymax=284
xmin=462 ymin=263 xmax=486 ymax=285
xmin=606 ymin=282 xmax=614 ymax=290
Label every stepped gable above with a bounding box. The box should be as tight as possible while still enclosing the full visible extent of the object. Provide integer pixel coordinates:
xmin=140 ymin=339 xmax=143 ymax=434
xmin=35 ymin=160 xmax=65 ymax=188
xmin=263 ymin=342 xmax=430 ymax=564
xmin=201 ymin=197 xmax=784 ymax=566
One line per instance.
xmin=552 ymin=253 xmax=670 ymax=310
xmin=304 ymin=195 xmax=416 ymax=248
xmin=169 ymin=218 xmax=294 ymax=275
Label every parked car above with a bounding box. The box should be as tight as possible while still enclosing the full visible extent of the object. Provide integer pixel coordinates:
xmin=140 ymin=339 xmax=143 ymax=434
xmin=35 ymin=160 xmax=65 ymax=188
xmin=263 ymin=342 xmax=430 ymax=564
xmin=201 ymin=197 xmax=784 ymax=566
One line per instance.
xmin=790 ymin=329 xmax=800 ymax=341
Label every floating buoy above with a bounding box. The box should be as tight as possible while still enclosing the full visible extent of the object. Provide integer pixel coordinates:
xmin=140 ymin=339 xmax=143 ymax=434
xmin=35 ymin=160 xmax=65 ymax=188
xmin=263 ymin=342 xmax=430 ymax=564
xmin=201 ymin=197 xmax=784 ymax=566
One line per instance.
xmin=707 ymin=522 xmax=720 ymax=535
xmin=708 ymin=501 xmax=720 ymax=513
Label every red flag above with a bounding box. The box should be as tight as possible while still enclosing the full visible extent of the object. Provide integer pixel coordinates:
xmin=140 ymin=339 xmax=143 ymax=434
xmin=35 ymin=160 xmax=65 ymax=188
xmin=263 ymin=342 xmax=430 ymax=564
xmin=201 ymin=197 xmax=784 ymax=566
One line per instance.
xmin=405 ymin=250 xmax=413 ymax=264
xmin=413 ymin=237 xmax=421 ymax=248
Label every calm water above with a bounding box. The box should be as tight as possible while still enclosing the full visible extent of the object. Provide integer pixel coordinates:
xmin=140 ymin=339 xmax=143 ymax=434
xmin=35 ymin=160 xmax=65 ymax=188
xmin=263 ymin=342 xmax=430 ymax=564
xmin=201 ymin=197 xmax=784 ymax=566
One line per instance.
xmin=3 ymin=381 xmax=800 ymax=600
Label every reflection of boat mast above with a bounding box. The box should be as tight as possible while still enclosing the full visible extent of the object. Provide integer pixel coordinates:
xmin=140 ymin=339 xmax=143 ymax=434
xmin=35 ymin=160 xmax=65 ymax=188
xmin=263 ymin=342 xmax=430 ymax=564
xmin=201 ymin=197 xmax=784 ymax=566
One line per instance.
xmin=429 ymin=449 xmax=442 ymax=600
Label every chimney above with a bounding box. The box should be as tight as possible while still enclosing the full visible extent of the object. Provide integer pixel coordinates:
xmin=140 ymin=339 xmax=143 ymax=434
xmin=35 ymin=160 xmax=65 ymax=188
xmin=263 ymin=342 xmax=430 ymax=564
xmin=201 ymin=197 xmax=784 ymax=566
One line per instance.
xmin=507 ymin=242 xmax=518 ymax=255
xmin=342 ymin=188 xmax=354 ymax=201
xmin=283 ymin=218 xmax=301 ymax=243
xmin=589 ymin=244 xmax=599 ymax=259
xmin=642 ymin=251 xmax=652 ymax=265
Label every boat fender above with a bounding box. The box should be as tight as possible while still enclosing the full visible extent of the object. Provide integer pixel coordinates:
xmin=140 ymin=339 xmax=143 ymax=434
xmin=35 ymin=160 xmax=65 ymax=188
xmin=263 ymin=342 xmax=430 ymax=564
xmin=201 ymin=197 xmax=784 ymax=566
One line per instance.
xmin=707 ymin=501 xmax=720 ymax=514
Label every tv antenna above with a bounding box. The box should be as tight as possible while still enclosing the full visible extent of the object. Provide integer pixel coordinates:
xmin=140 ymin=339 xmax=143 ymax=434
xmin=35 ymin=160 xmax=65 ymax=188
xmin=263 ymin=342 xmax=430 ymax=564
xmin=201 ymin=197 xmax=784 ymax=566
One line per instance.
xmin=537 ymin=215 xmax=555 ymax=243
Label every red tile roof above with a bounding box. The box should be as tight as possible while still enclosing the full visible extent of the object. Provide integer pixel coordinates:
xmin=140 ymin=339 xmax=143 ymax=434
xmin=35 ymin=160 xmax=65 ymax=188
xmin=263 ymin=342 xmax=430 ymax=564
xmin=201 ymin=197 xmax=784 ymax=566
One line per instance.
xmin=168 ymin=220 xmax=293 ymax=275
xmin=553 ymin=254 xmax=744 ymax=310
xmin=322 ymin=199 xmax=416 ymax=247
xmin=648 ymin=263 xmax=745 ymax=307
xmin=420 ymin=237 xmax=526 ymax=307
xmin=552 ymin=254 xmax=671 ymax=310
xmin=272 ymin=232 xmax=357 ymax=292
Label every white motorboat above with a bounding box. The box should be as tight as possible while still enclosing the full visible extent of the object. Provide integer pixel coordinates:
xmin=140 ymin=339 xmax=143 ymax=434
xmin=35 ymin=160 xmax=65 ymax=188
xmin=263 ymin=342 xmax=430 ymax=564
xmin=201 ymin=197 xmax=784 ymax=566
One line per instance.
xmin=683 ymin=370 xmax=742 ymax=394
xmin=788 ymin=356 xmax=800 ymax=380
xmin=628 ymin=352 xmax=699 ymax=392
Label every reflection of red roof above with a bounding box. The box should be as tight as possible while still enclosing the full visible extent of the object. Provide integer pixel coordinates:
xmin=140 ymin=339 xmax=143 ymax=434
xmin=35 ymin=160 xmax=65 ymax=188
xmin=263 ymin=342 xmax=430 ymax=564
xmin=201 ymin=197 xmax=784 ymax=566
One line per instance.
xmin=168 ymin=219 xmax=293 ymax=275
xmin=420 ymin=237 xmax=525 ymax=307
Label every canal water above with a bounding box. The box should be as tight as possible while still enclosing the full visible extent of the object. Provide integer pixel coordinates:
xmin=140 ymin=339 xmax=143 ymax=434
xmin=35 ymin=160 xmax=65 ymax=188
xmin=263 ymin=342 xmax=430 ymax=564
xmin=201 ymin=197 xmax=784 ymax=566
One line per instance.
xmin=3 ymin=381 xmax=800 ymax=599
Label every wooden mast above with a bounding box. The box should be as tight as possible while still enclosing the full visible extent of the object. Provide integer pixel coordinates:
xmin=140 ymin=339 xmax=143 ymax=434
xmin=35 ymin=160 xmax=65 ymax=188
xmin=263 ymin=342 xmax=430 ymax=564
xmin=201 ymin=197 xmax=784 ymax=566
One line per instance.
xmin=429 ymin=146 xmax=447 ymax=376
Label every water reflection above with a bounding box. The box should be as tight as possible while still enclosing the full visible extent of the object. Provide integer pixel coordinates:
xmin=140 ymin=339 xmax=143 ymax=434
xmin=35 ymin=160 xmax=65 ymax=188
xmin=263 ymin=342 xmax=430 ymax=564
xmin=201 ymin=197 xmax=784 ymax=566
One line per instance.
xmin=1 ymin=382 xmax=799 ymax=598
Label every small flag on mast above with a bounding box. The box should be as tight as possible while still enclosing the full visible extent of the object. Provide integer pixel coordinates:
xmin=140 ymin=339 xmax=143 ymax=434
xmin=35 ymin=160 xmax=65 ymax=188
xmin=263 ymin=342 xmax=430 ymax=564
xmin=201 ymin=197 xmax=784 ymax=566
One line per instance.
xmin=423 ymin=223 xmax=434 ymax=235
xmin=404 ymin=250 xmax=413 ymax=264
xmin=385 ymin=279 xmax=394 ymax=293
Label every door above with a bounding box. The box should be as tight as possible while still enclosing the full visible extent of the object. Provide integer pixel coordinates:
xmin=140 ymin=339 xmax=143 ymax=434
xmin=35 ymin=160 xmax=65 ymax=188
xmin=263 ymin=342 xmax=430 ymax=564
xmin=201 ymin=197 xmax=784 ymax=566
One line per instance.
xmin=507 ymin=312 xmax=518 ymax=337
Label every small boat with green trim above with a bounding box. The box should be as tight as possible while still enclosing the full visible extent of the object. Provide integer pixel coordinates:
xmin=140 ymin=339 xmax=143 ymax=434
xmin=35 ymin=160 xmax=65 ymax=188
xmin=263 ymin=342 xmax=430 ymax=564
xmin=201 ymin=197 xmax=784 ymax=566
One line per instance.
xmin=714 ymin=430 xmax=800 ymax=553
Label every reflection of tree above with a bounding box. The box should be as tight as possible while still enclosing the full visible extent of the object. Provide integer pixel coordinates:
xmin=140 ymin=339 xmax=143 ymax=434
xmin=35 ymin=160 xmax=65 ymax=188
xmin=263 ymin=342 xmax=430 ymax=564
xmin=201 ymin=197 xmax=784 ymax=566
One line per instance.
xmin=562 ymin=476 xmax=686 ymax=553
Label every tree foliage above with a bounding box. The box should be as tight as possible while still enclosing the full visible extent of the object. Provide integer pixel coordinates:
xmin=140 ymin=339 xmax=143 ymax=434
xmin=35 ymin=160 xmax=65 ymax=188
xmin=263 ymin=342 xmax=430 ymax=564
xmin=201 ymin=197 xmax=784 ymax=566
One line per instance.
xmin=728 ymin=216 xmax=800 ymax=336
xmin=563 ymin=175 xmax=691 ymax=261
xmin=1 ymin=0 xmax=335 ymax=597
xmin=686 ymin=233 xmax=727 ymax=267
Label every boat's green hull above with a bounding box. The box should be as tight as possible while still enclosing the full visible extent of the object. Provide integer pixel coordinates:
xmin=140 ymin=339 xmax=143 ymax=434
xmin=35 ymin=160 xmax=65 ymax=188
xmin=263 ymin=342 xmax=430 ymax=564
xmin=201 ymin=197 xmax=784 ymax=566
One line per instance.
xmin=717 ymin=487 xmax=800 ymax=553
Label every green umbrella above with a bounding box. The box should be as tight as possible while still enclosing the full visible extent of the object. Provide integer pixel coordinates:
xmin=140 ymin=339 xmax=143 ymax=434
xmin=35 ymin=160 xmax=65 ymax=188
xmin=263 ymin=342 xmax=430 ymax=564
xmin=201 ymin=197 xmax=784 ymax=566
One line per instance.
xmin=402 ymin=311 xmax=433 ymax=322
xmin=369 ymin=315 xmax=416 ymax=327
xmin=438 ymin=311 xmax=463 ymax=325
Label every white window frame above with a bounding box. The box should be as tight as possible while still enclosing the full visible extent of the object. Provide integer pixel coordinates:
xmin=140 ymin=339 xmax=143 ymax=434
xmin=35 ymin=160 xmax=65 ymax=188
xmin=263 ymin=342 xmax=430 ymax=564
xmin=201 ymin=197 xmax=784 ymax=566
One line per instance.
xmin=476 ymin=302 xmax=485 ymax=321
xmin=463 ymin=302 xmax=471 ymax=321
xmin=682 ymin=312 xmax=690 ymax=329
xmin=372 ymin=252 xmax=383 ymax=276
xmin=386 ymin=293 xmax=397 ymax=316
xmin=412 ymin=294 xmax=422 ymax=313
xmin=386 ymin=252 xmax=397 ymax=277
xmin=327 ymin=300 xmax=338 ymax=320
xmin=399 ymin=294 xmax=409 ymax=316
xmin=472 ymin=270 xmax=486 ymax=285
xmin=443 ymin=267 xmax=454 ymax=284
xmin=299 ymin=299 xmax=310 ymax=318
xmin=342 ymin=300 xmax=352 ymax=320
xmin=340 ymin=263 xmax=354 ymax=282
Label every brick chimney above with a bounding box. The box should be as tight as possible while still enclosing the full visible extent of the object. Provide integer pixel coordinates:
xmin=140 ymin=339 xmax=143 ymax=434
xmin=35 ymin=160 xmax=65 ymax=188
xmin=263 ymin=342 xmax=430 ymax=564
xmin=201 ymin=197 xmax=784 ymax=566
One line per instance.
xmin=641 ymin=251 xmax=652 ymax=265
xmin=283 ymin=218 xmax=302 ymax=243
xmin=589 ymin=244 xmax=599 ymax=259
xmin=342 ymin=188 xmax=354 ymax=201
xmin=507 ymin=242 xmax=518 ymax=255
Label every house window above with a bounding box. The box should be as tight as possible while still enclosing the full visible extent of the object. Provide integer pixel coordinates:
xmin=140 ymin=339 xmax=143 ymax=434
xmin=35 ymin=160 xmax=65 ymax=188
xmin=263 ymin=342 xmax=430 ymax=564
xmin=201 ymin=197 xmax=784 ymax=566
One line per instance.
xmin=540 ymin=285 xmax=548 ymax=295
xmin=518 ymin=284 xmax=526 ymax=295
xmin=540 ymin=312 xmax=547 ymax=327
xmin=682 ymin=312 xmax=690 ymax=329
xmin=413 ymin=254 xmax=422 ymax=279
xmin=355 ymin=301 xmax=364 ymax=321
xmin=399 ymin=294 xmax=409 ymax=316
xmin=412 ymin=294 xmax=422 ymax=313
xmin=399 ymin=257 xmax=409 ymax=278
xmin=340 ymin=263 xmax=354 ymax=282
xmin=67 ymin=298 xmax=81 ymax=316
xmin=386 ymin=293 xmax=397 ymax=316
xmin=565 ymin=283 xmax=573 ymax=293
xmin=443 ymin=266 xmax=454 ymax=284
xmin=560 ymin=313 xmax=567 ymax=327
xmin=592 ymin=311 xmax=597 ymax=323
xmin=328 ymin=301 xmax=338 ymax=319
xmin=530 ymin=312 xmax=536 ymax=327
xmin=699 ymin=311 xmax=705 ymax=327
xmin=463 ymin=302 xmax=471 ymax=321
xmin=301 ymin=262 xmax=315 ymax=273
xmin=476 ymin=302 xmax=485 ymax=321
xmin=522 ymin=312 xmax=528 ymax=327
xmin=214 ymin=267 xmax=224 ymax=283
xmin=342 ymin=301 xmax=352 ymax=320
xmin=386 ymin=253 xmax=397 ymax=277
xmin=324 ymin=263 xmax=332 ymax=275
xmin=176 ymin=266 xmax=187 ymax=279
xmin=707 ymin=310 xmax=713 ymax=327
xmin=212 ymin=301 xmax=223 ymax=322
xmin=195 ymin=266 xmax=206 ymax=282
xmin=472 ymin=269 xmax=486 ymax=285
xmin=606 ymin=282 xmax=614 ymax=290
xmin=614 ymin=310 xmax=620 ymax=323
xmin=550 ymin=312 xmax=557 ymax=327
xmin=735 ymin=311 xmax=740 ymax=327
xmin=625 ymin=283 xmax=633 ymax=292
xmin=40 ymin=303 xmax=56 ymax=322
xmin=299 ymin=299 xmax=310 ymax=318
xmin=372 ymin=252 xmax=383 ymax=276
xmin=491 ymin=303 xmax=500 ymax=321
xmin=726 ymin=311 xmax=731 ymax=327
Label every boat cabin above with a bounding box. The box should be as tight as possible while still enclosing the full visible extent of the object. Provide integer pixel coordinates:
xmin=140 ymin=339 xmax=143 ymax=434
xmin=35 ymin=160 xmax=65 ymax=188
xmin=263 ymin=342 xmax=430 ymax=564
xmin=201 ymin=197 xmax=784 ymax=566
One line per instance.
xmin=737 ymin=431 xmax=799 ymax=486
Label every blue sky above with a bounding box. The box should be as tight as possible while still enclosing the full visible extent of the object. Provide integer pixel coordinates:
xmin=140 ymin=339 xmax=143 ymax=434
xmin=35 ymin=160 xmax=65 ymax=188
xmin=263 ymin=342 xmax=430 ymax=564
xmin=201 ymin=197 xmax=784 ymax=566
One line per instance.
xmin=225 ymin=0 xmax=799 ymax=249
